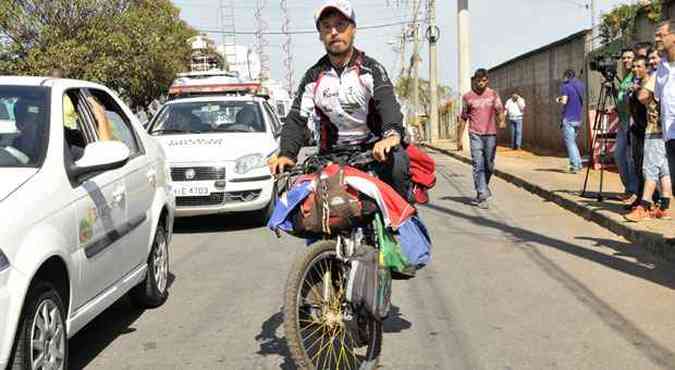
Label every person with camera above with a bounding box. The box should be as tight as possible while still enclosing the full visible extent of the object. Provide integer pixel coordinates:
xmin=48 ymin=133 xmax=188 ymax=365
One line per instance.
xmin=615 ymin=48 xmax=640 ymax=205
xmin=556 ymin=69 xmax=584 ymax=174
xmin=504 ymin=92 xmax=526 ymax=150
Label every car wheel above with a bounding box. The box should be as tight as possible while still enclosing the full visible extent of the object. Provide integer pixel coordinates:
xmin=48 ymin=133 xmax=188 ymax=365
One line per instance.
xmin=9 ymin=281 xmax=68 ymax=370
xmin=130 ymin=224 xmax=169 ymax=309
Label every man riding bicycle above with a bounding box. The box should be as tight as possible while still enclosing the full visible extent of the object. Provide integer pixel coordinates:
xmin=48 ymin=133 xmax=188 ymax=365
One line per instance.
xmin=268 ymin=0 xmax=411 ymax=201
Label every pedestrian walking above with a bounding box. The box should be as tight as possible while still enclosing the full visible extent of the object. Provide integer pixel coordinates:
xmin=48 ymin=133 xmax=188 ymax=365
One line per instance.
xmin=460 ymin=68 xmax=505 ymax=209
xmin=616 ymin=48 xmax=640 ymax=204
xmin=504 ymin=92 xmax=525 ymax=150
xmin=556 ymin=69 xmax=585 ymax=174
xmin=654 ymin=20 xmax=675 ymax=204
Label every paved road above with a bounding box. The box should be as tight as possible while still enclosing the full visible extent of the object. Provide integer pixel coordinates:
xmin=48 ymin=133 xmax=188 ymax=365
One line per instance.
xmin=69 ymin=151 xmax=675 ymax=370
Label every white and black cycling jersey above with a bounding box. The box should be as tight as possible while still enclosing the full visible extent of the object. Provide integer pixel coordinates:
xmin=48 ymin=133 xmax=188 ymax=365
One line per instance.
xmin=280 ymin=49 xmax=404 ymax=160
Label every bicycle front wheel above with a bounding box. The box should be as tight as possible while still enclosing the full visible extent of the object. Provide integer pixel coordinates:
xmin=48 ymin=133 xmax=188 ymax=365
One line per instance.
xmin=283 ymin=240 xmax=382 ymax=370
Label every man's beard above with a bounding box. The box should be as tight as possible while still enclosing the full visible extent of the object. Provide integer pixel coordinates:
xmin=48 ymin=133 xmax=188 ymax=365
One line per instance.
xmin=325 ymin=38 xmax=354 ymax=58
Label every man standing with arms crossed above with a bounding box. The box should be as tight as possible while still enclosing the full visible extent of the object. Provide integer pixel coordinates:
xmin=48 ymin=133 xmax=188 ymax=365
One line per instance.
xmin=460 ymin=68 xmax=505 ymax=209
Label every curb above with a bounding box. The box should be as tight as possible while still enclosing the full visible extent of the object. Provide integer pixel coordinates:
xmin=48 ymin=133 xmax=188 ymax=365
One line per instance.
xmin=424 ymin=144 xmax=675 ymax=260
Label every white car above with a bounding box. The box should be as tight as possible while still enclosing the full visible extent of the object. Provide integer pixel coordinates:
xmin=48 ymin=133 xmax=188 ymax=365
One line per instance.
xmin=0 ymin=77 xmax=175 ymax=370
xmin=148 ymin=95 xmax=280 ymax=219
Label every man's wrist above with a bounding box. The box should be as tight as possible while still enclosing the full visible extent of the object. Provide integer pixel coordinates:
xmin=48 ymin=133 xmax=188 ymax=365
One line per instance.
xmin=278 ymin=151 xmax=297 ymax=162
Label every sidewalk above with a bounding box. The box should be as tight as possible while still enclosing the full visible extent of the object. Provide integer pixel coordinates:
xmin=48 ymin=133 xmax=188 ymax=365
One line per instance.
xmin=425 ymin=142 xmax=675 ymax=259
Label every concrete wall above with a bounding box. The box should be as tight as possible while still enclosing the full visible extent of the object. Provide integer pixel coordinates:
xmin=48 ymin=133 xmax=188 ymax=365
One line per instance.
xmin=488 ymin=31 xmax=591 ymax=155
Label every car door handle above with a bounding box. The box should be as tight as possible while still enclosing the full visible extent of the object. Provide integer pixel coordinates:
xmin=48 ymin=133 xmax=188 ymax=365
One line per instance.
xmin=111 ymin=188 xmax=125 ymax=207
xmin=146 ymin=169 xmax=157 ymax=187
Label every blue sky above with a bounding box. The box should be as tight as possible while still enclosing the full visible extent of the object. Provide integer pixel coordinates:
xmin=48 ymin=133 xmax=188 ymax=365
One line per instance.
xmin=174 ymin=0 xmax=631 ymax=90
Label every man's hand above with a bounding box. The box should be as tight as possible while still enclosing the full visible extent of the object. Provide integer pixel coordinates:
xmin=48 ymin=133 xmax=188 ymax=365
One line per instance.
xmin=267 ymin=155 xmax=296 ymax=175
xmin=86 ymin=96 xmax=113 ymax=141
xmin=373 ymin=134 xmax=400 ymax=162
xmin=497 ymin=111 xmax=506 ymax=129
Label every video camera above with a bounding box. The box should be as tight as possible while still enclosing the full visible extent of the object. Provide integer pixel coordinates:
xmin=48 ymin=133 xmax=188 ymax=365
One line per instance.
xmin=589 ymin=55 xmax=619 ymax=80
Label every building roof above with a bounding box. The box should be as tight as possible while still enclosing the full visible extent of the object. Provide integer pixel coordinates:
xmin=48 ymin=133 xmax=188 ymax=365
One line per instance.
xmin=488 ymin=29 xmax=591 ymax=73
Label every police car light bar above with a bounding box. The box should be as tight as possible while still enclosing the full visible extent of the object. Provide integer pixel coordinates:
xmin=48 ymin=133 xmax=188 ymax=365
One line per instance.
xmin=168 ymin=83 xmax=263 ymax=97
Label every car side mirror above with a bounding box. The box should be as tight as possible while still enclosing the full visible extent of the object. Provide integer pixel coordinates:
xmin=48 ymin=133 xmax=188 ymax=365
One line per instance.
xmin=72 ymin=141 xmax=130 ymax=178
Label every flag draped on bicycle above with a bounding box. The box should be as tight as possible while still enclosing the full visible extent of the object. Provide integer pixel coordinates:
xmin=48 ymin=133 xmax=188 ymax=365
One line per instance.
xmin=268 ymin=163 xmax=431 ymax=270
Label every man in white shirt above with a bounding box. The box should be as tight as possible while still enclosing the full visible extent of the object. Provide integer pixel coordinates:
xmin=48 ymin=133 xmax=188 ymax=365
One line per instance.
xmin=654 ymin=20 xmax=675 ymax=206
xmin=504 ymin=92 xmax=525 ymax=150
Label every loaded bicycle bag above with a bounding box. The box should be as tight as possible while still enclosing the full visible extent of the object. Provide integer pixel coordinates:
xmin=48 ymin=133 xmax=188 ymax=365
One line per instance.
xmin=345 ymin=245 xmax=391 ymax=321
xmin=293 ymin=166 xmax=370 ymax=235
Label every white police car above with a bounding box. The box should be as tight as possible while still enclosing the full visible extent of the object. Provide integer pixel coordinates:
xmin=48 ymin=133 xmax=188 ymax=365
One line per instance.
xmin=0 ymin=76 xmax=175 ymax=370
xmin=148 ymin=91 xmax=280 ymax=219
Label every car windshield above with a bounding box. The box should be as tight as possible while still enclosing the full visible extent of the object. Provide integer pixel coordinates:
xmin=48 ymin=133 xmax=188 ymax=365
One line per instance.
xmin=0 ymin=86 xmax=50 ymax=168
xmin=149 ymin=100 xmax=265 ymax=135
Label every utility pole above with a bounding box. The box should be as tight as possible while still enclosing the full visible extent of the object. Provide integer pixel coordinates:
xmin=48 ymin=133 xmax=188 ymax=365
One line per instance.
xmin=411 ymin=0 xmax=422 ymax=140
xmin=428 ymin=0 xmax=440 ymax=144
xmin=457 ymin=0 xmax=470 ymax=152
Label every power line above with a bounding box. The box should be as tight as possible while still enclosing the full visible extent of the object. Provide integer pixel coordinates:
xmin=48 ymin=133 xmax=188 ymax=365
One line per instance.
xmin=197 ymin=19 xmax=418 ymax=35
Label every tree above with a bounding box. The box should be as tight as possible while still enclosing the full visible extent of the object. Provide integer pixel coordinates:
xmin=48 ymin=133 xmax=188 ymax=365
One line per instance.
xmin=0 ymin=0 xmax=196 ymax=109
xmin=599 ymin=1 xmax=662 ymax=46
xmin=395 ymin=76 xmax=453 ymax=118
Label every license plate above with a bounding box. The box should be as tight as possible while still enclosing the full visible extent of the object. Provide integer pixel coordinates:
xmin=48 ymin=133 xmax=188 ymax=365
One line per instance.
xmin=172 ymin=185 xmax=210 ymax=197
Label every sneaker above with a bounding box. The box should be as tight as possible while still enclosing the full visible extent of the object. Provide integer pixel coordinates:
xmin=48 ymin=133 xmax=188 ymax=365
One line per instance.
xmin=651 ymin=205 xmax=672 ymax=220
xmin=624 ymin=205 xmax=652 ymax=222
xmin=622 ymin=194 xmax=638 ymax=206
xmin=477 ymin=199 xmax=489 ymax=209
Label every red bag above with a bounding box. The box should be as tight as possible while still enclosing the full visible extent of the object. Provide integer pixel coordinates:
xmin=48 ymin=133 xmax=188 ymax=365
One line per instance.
xmin=406 ymin=145 xmax=436 ymax=204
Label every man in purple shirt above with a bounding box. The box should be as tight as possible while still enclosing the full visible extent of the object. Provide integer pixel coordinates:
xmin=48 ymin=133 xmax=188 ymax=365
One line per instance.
xmin=556 ymin=69 xmax=585 ymax=173
xmin=461 ymin=68 xmax=505 ymax=208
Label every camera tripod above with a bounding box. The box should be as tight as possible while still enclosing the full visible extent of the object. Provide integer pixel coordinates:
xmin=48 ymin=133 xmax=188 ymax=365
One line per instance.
xmin=580 ymin=76 xmax=619 ymax=202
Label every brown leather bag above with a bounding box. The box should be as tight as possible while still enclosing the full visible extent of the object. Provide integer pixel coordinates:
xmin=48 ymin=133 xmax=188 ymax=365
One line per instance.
xmin=294 ymin=166 xmax=365 ymax=235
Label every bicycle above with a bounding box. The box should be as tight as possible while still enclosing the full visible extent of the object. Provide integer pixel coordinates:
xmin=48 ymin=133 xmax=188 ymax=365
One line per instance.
xmin=275 ymin=146 xmax=391 ymax=370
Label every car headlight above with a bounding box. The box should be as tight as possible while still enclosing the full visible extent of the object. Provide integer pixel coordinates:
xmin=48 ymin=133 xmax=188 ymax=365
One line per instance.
xmin=234 ymin=153 xmax=265 ymax=175
xmin=0 ymin=249 xmax=9 ymax=272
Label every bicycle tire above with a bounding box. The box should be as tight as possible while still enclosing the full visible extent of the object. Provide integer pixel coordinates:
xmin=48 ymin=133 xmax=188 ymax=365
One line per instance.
xmin=284 ymin=240 xmax=382 ymax=370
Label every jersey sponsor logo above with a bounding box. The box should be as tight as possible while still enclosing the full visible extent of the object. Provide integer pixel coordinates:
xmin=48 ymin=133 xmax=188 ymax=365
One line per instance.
xmin=341 ymin=102 xmax=361 ymax=114
xmin=322 ymin=89 xmax=339 ymax=99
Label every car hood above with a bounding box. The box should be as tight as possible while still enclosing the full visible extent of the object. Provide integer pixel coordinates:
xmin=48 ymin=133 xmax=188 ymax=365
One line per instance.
xmin=155 ymin=133 xmax=277 ymax=163
xmin=0 ymin=167 xmax=38 ymax=201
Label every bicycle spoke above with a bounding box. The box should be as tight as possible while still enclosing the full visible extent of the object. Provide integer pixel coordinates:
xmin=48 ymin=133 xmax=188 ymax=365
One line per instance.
xmin=336 ymin=326 xmax=351 ymax=370
xmin=343 ymin=326 xmax=363 ymax=365
xmin=311 ymin=326 xmax=334 ymax=364
xmin=304 ymin=324 xmax=328 ymax=356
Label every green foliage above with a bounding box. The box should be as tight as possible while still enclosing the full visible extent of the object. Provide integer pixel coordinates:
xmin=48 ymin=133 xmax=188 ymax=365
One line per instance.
xmin=395 ymin=75 xmax=452 ymax=117
xmin=0 ymin=0 xmax=197 ymax=109
xmin=599 ymin=1 xmax=662 ymax=46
